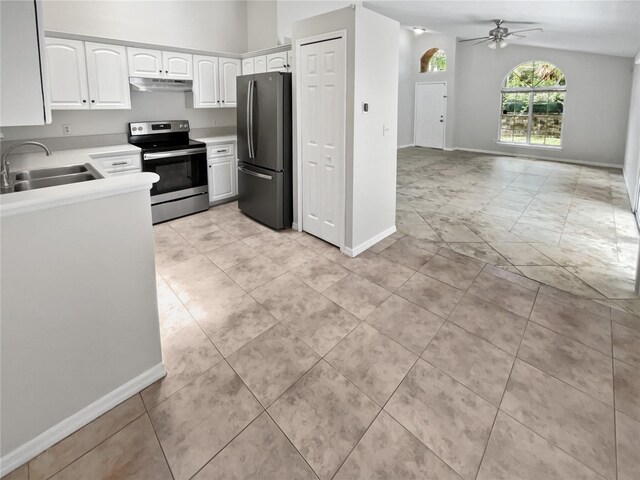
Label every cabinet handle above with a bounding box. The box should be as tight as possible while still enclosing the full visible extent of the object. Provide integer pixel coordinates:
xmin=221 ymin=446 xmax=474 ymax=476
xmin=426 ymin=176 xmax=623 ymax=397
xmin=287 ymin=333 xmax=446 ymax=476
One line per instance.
xmin=111 ymin=161 xmax=128 ymax=166
xmin=82 ymin=100 xmax=87 ymax=103
xmin=91 ymin=100 xmax=95 ymax=103
xmin=222 ymin=100 xmax=225 ymax=103
xmin=165 ymin=70 xmax=168 ymax=73
xmin=158 ymin=70 xmax=162 ymax=73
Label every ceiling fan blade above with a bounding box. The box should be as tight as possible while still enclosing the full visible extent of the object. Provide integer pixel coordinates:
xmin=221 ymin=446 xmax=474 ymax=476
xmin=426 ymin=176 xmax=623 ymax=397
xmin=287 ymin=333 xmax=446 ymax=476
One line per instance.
xmin=510 ymin=34 xmax=526 ymax=38
xmin=458 ymin=36 xmax=491 ymax=43
xmin=473 ymin=38 xmax=494 ymax=45
xmin=508 ymin=27 xmax=543 ymax=35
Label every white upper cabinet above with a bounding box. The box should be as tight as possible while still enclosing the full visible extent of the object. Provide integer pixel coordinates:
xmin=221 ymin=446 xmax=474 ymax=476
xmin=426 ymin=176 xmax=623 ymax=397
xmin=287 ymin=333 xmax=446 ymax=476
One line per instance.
xmin=254 ymin=55 xmax=267 ymax=73
xmin=163 ymin=52 xmax=193 ymax=79
xmin=45 ymin=38 xmax=89 ymax=110
xmin=127 ymin=48 xmax=192 ymax=79
xmin=85 ymin=42 xmax=131 ymax=109
xmin=127 ymin=48 xmax=163 ymax=78
xmin=266 ymin=52 xmax=287 ymax=72
xmin=219 ymin=58 xmax=240 ymax=107
xmin=192 ymin=55 xmax=219 ymax=108
xmin=1 ymin=0 xmax=51 ymax=126
xmin=242 ymin=58 xmax=254 ymax=75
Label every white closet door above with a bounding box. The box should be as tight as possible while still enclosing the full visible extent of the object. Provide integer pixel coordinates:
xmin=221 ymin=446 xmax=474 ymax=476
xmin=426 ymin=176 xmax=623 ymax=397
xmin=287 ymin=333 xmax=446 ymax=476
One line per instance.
xmin=193 ymin=55 xmax=219 ymax=108
xmin=85 ymin=42 xmax=130 ymax=109
xmin=45 ymin=38 xmax=89 ymax=110
xmin=300 ymin=37 xmax=345 ymax=247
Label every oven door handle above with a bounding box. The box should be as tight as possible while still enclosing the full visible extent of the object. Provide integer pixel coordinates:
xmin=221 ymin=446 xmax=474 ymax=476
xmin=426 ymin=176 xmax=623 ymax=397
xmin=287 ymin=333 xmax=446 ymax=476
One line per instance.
xmin=143 ymin=148 xmax=207 ymax=160
xmin=238 ymin=165 xmax=272 ymax=180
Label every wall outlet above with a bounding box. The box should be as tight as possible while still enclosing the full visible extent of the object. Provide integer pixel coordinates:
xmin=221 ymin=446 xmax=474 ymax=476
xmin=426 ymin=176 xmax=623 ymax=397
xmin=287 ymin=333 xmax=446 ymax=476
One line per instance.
xmin=62 ymin=124 xmax=72 ymax=135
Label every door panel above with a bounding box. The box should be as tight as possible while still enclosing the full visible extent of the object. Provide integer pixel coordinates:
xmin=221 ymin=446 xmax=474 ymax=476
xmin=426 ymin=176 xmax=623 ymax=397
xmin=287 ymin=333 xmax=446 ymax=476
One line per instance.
xmin=238 ymin=162 xmax=284 ymax=228
xmin=242 ymin=58 xmax=254 ymax=75
xmin=236 ymin=74 xmax=253 ymax=162
xmin=266 ymin=52 xmax=287 ymax=72
xmin=85 ymin=42 xmax=130 ymax=109
xmin=220 ymin=58 xmax=241 ymax=107
xmin=45 ymin=38 xmax=89 ymax=110
xmin=300 ymin=37 xmax=345 ymax=247
xmin=127 ymin=48 xmax=162 ymax=78
xmin=252 ymin=73 xmax=282 ymax=171
xmin=415 ymin=83 xmax=446 ymax=148
xmin=163 ymin=52 xmax=192 ymax=79
xmin=254 ymin=56 xmax=267 ymax=73
xmin=193 ymin=55 xmax=219 ymax=108
xmin=209 ymin=157 xmax=235 ymax=202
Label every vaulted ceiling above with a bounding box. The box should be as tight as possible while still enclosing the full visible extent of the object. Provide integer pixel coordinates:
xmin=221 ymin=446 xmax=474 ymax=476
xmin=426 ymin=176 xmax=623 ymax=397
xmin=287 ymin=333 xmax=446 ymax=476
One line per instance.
xmin=363 ymin=1 xmax=640 ymax=57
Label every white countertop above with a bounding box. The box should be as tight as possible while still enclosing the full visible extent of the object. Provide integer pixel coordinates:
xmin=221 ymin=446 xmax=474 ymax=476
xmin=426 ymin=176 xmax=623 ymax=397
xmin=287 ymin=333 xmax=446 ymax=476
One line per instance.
xmin=194 ymin=134 xmax=237 ymax=144
xmin=0 ymin=144 xmax=158 ymax=217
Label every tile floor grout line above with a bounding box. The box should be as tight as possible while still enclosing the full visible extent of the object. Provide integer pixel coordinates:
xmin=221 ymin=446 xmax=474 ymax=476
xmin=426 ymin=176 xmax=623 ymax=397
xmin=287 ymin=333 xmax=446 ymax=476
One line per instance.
xmin=609 ymin=307 xmax=620 ymax=480
xmin=33 ymin=403 xmax=149 ymax=480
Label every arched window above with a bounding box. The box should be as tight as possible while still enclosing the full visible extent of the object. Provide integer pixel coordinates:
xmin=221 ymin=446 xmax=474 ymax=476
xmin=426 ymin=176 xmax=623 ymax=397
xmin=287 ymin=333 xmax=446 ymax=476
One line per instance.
xmin=420 ymin=48 xmax=446 ymax=73
xmin=499 ymin=60 xmax=566 ymax=146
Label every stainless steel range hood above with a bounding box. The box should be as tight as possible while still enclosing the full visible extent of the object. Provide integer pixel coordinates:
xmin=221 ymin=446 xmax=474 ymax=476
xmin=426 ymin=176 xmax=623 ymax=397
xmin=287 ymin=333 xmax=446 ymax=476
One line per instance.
xmin=129 ymin=77 xmax=192 ymax=92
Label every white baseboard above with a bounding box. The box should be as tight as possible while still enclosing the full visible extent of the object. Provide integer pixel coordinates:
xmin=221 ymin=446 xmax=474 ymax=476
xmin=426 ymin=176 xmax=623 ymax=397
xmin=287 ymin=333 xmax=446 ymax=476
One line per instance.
xmin=397 ymin=144 xmax=415 ymax=149
xmin=292 ymin=221 xmax=300 ymax=231
xmin=454 ymin=147 xmax=622 ymax=169
xmin=342 ymin=225 xmax=396 ymax=257
xmin=0 ymin=363 xmax=166 ymax=477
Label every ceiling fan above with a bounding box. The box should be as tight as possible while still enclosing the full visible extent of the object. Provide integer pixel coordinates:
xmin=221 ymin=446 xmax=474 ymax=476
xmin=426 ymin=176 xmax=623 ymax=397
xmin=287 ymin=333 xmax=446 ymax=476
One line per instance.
xmin=459 ymin=19 xmax=543 ymax=49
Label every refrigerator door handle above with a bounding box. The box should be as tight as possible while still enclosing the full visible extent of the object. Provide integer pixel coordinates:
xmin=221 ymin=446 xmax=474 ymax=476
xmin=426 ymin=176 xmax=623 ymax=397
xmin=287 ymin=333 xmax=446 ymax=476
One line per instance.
xmin=238 ymin=165 xmax=272 ymax=180
xmin=247 ymin=80 xmax=255 ymax=158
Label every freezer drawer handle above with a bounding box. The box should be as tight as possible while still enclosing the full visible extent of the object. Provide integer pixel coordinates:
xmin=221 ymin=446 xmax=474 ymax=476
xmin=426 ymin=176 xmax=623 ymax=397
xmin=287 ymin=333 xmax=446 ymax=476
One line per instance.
xmin=143 ymin=148 xmax=207 ymax=160
xmin=238 ymin=166 xmax=272 ymax=180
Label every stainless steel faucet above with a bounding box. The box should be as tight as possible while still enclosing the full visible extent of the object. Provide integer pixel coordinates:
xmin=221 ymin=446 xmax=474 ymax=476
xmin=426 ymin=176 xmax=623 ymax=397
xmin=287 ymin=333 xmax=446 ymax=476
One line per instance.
xmin=1 ymin=141 xmax=52 ymax=188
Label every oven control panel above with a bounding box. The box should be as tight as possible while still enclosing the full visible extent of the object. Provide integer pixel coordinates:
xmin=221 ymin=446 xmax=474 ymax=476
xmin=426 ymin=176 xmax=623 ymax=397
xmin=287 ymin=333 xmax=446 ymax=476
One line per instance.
xmin=129 ymin=121 xmax=190 ymax=136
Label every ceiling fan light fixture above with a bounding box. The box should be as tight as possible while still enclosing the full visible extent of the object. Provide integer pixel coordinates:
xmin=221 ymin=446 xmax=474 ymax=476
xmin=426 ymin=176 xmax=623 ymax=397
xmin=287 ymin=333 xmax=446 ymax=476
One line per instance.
xmin=499 ymin=39 xmax=508 ymax=48
xmin=488 ymin=40 xmax=497 ymax=49
xmin=412 ymin=27 xmax=426 ymax=34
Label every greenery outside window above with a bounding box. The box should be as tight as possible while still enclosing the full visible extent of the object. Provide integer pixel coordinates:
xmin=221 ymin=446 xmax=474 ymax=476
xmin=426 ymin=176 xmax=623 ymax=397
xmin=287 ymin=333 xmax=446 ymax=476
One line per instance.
xmin=499 ymin=61 xmax=566 ymax=147
xmin=420 ymin=48 xmax=446 ymax=73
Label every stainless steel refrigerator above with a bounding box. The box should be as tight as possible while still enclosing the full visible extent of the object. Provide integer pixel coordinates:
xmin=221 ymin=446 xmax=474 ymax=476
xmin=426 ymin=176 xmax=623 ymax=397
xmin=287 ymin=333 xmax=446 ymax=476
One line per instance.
xmin=236 ymin=72 xmax=292 ymax=229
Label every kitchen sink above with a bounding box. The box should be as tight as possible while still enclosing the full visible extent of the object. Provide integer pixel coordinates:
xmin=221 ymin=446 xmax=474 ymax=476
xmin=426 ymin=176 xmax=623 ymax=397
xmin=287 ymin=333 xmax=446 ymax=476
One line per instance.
xmin=2 ymin=163 xmax=102 ymax=194
xmin=14 ymin=164 xmax=89 ymax=181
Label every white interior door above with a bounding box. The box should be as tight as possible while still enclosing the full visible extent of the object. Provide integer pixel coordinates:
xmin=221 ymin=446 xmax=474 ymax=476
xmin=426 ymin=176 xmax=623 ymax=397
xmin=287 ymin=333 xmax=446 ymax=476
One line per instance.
xmin=415 ymin=82 xmax=446 ymax=149
xmin=300 ymin=37 xmax=345 ymax=247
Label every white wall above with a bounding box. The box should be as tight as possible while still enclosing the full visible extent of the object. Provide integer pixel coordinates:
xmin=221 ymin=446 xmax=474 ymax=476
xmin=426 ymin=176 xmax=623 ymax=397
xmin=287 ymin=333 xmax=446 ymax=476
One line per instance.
xmin=278 ymin=1 xmax=360 ymax=45
xmin=247 ymin=0 xmax=278 ymax=51
xmin=623 ymin=51 xmax=640 ymax=210
xmin=454 ymin=43 xmax=633 ymax=166
xmin=0 ymin=92 xmax=236 ymax=142
xmin=42 ymin=0 xmax=248 ymax=53
xmin=352 ymin=7 xmax=398 ymax=249
xmin=292 ymin=6 xmax=398 ymax=253
xmin=1 ymin=189 xmax=162 ymax=461
xmin=397 ymin=28 xmax=414 ymax=147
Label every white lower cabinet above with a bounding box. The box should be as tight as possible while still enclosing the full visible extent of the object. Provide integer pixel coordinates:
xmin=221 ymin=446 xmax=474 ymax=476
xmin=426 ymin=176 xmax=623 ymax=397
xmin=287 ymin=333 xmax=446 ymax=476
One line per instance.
xmin=208 ymin=155 xmax=237 ymax=203
xmin=207 ymin=142 xmax=237 ymax=203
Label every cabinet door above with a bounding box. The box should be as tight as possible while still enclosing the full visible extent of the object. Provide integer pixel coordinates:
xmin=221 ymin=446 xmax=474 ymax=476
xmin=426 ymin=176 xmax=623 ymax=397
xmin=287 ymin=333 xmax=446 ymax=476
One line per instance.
xmin=219 ymin=58 xmax=241 ymax=108
xmin=45 ymin=38 xmax=89 ymax=110
xmin=163 ymin=52 xmax=193 ymax=79
xmin=208 ymin=156 xmax=236 ymax=202
xmin=85 ymin=42 xmax=131 ymax=109
xmin=242 ymin=58 xmax=254 ymax=75
xmin=287 ymin=50 xmax=294 ymax=72
xmin=266 ymin=52 xmax=287 ymax=72
xmin=253 ymin=55 xmax=267 ymax=73
xmin=192 ymin=55 xmax=219 ymax=108
xmin=127 ymin=47 xmax=162 ymax=78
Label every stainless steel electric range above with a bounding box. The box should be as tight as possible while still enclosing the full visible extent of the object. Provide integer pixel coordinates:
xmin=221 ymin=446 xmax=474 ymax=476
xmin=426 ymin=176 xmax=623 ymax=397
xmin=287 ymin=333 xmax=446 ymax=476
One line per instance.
xmin=128 ymin=120 xmax=208 ymax=224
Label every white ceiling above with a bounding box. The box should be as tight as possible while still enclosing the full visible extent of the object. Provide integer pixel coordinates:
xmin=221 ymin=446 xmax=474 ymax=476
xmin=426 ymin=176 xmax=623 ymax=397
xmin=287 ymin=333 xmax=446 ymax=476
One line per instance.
xmin=363 ymin=1 xmax=640 ymax=57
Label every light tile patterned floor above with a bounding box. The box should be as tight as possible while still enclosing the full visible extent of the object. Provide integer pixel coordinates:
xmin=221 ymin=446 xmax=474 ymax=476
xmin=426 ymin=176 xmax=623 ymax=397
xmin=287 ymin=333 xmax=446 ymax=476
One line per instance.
xmin=6 ymin=149 xmax=640 ymax=480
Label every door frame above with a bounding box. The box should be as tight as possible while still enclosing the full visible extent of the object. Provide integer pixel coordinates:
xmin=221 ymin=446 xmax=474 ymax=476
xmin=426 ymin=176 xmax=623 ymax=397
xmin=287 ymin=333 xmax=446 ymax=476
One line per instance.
xmin=414 ymin=81 xmax=447 ymax=149
xmin=294 ymin=29 xmax=347 ymax=252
